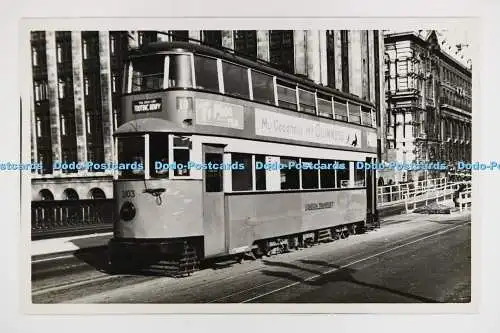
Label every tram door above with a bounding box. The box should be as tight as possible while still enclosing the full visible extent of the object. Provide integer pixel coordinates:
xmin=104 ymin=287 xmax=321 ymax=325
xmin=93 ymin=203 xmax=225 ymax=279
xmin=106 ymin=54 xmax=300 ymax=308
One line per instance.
xmin=365 ymin=157 xmax=377 ymax=221
xmin=202 ymin=144 xmax=226 ymax=257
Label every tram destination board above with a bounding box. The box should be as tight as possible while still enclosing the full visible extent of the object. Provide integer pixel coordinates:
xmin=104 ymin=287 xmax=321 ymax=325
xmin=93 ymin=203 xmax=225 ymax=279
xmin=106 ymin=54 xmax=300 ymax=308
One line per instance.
xmin=132 ymin=98 xmax=162 ymax=113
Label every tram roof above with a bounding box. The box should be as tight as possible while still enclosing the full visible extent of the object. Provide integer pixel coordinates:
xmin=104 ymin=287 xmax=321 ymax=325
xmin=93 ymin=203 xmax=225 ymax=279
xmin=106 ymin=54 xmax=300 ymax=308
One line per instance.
xmin=129 ymin=41 xmax=375 ymax=108
xmin=114 ymin=117 xmax=194 ymax=135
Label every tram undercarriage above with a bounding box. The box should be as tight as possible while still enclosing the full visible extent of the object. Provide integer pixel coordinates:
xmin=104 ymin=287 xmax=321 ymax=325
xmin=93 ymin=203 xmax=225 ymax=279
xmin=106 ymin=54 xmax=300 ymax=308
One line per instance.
xmin=107 ymin=218 xmax=379 ymax=277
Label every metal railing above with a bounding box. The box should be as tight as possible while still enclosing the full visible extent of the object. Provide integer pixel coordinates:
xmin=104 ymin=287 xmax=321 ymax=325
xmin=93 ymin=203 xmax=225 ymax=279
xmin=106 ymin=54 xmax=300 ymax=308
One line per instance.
xmin=31 ymin=199 xmax=114 ymax=240
xmin=457 ymin=188 xmax=472 ymax=212
xmin=402 ymin=180 xmax=471 ymax=214
xmin=377 ymin=177 xmax=448 ymax=207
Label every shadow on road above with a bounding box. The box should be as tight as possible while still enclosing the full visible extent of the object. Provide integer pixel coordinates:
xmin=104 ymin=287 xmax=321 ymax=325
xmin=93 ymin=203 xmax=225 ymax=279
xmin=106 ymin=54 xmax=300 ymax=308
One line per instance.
xmin=260 ymin=259 xmax=442 ymax=303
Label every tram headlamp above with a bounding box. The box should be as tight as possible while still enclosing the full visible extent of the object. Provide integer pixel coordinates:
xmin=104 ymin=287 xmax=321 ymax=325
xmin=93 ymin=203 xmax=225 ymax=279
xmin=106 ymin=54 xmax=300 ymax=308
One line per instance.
xmin=120 ymin=201 xmax=136 ymax=221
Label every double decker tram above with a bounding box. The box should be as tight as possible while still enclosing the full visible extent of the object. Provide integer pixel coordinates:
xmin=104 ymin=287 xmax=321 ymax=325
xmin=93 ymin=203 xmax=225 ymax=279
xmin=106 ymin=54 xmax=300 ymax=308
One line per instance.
xmin=109 ymin=41 xmax=380 ymax=276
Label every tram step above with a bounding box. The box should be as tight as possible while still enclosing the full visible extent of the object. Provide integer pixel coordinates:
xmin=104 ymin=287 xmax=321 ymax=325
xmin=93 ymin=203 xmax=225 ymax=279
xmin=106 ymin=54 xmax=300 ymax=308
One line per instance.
xmin=317 ymin=229 xmax=333 ymax=243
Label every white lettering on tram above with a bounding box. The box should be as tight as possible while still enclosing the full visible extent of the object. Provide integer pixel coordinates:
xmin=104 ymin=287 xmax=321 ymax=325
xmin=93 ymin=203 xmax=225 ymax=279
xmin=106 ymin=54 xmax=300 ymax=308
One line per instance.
xmin=255 ymin=109 xmax=364 ymax=148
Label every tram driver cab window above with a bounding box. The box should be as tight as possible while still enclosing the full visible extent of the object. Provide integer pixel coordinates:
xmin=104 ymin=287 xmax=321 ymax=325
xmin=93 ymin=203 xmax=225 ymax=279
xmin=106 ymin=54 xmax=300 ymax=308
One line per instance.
xmin=117 ymin=136 xmax=145 ymax=179
xmin=173 ymin=136 xmax=191 ymax=176
xmin=149 ymin=133 xmax=169 ymax=178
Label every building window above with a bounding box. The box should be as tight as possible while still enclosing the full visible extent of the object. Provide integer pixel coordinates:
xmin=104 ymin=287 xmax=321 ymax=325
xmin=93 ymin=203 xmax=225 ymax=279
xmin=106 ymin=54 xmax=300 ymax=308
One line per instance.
xmin=32 ymin=47 xmax=38 ymax=66
xmin=60 ymin=114 xmax=66 ymax=136
xmin=340 ymin=30 xmax=349 ymax=93
xmin=194 ymin=55 xmax=219 ymax=92
xmin=113 ymin=109 xmax=119 ymax=131
xmin=112 ymin=74 xmax=117 ymax=93
xmin=56 ymin=43 xmax=63 ymax=63
xmin=203 ymin=31 xmax=222 ymax=48
xmin=269 ymin=30 xmax=294 ymax=73
xmin=234 ymin=30 xmax=257 ymax=58
xmin=84 ymin=76 xmax=89 ymax=95
xmin=170 ymin=30 xmax=189 ymax=42
xmin=58 ymin=79 xmax=65 ymax=99
xmin=231 ymin=153 xmax=253 ymax=191
xmin=280 ymin=157 xmax=299 ymax=190
xmin=301 ymin=159 xmax=319 ymax=189
xmin=222 ymin=61 xmax=249 ymax=99
xmin=82 ymin=40 xmax=88 ymax=60
xmin=138 ymin=31 xmax=158 ymax=46
xmin=86 ymin=112 xmax=91 ymax=134
xmin=63 ymin=188 xmax=79 ymax=200
xmin=110 ymin=35 xmax=116 ymax=56
xmin=326 ymin=30 xmax=335 ymax=88
xmin=36 ymin=116 xmax=42 ymax=138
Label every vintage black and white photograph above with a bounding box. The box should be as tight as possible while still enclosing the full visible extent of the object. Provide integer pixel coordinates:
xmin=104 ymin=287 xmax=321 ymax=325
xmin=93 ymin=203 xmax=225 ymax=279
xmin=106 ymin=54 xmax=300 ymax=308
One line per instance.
xmin=22 ymin=24 xmax=474 ymax=309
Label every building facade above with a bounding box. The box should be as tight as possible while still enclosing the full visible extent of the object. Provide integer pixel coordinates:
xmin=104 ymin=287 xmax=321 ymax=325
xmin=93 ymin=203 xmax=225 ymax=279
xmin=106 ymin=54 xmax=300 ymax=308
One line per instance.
xmin=383 ymin=30 xmax=472 ymax=183
xmin=28 ymin=30 xmax=386 ymax=201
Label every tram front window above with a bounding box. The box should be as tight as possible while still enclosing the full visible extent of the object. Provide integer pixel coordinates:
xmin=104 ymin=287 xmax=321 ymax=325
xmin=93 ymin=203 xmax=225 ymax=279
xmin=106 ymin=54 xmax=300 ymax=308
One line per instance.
xmin=149 ymin=133 xmax=169 ymax=178
xmin=130 ymin=56 xmax=165 ymax=92
xmin=117 ymin=136 xmax=145 ymax=179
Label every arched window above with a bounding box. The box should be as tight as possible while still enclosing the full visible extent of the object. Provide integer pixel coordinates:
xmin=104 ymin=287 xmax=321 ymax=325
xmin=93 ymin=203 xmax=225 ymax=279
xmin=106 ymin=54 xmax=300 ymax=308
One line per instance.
xmin=63 ymin=188 xmax=79 ymax=200
xmin=38 ymin=189 xmax=54 ymax=201
xmin=89 ymin=188 xmax=106 ymax=200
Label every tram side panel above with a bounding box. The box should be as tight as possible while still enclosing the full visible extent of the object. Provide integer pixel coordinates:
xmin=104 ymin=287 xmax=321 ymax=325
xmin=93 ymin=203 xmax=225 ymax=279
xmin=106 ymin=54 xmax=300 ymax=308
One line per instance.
xmin=225 ymin=190 xmax=367 ymax=251
xmin=114 ymin=180 xmax=204 ymax=239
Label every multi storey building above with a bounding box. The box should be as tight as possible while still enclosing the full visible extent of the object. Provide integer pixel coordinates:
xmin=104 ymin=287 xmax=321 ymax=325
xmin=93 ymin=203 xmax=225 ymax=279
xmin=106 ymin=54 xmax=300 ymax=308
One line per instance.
xmin=383 ymin=30 xmax=472 ymax=183
xmin=28 ymin=30 xmax=386 ymax=201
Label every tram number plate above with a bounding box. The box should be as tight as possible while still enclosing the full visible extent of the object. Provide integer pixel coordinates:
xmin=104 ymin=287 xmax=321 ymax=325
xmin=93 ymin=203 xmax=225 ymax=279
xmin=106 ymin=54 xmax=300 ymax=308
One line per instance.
xmin=122 ymin=190 xmax=135 ymax=198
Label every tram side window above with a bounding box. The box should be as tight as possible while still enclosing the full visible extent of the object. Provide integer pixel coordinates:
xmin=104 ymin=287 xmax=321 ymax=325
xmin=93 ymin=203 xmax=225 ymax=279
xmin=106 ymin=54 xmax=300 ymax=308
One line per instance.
xmin=168 ymin=54 xmax=193 ymax=88
xmin=117 ymin=136 xmax=145 ymax=179
xmin=255 ymin=155 xmax=267 ymax=190
xmin=130 ymin=56 xmax=165 ymax=92
xmin=298 ymin=89 xmax=316 ymax=114
xmin=173 ymin=136 xmax=191 ymax=176
xmin=149 ymin=134 xmax=169 ymax=178
xmin=349 ymin=103 xmax=362 ymax=124
xmin=320 ymin=159 xmax=336 ymax=188
xmin=317 ymin=94 xmax=333 ymax=118
xmin=251 ymin=71 xmax=275 ymax=105
xmin=337 ymin=160 xmax=350 ymax=188
xmin=231 ymin=153 xmax=252 ymax=191
xmin=222 ymin=61 xmax=250 ymax=99
xmin=301 ymin=159 xmax=319 ymax=189
xmin=334 ymin=100 xmax=348 ymax=122
xmin=280 ymin=157 xmax=299 ymax=190
xmin=194 ymin=55 xmax=219 ymax=92
xmin=354 ymin=163 xmax=366 ymax=187
xmin=205 ymin=153 xmax=223 ymax=192
xmin=277 ymin=81 xmax=297 ymax=110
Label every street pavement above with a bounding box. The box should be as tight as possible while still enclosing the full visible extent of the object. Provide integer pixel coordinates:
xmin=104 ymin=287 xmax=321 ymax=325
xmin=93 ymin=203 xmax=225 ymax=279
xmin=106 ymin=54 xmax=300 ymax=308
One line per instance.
xmin=31 ymin=210 xmax=471 ymax=304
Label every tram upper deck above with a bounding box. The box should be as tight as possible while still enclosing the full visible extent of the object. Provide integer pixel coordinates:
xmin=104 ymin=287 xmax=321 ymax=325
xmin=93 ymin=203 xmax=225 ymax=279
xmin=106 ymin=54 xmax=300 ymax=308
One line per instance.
xmin=117 ymin=41 xmax=378 ymax=155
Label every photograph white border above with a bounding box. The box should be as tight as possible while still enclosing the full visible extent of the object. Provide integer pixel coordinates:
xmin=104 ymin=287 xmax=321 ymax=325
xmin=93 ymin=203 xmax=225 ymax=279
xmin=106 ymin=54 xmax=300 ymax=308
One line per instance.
xmin=19 ymin=16 xmax=479 ymax=314
xmin=2 ymin=1 xmax=497 ymax=331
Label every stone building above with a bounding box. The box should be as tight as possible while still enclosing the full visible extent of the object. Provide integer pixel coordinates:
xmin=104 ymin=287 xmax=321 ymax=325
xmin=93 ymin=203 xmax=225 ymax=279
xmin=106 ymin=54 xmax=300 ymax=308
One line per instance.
xmin=28 ymin=30 xmax=386 ymax=201
xmin=383 ymin=30 xmax=472 ymax=183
